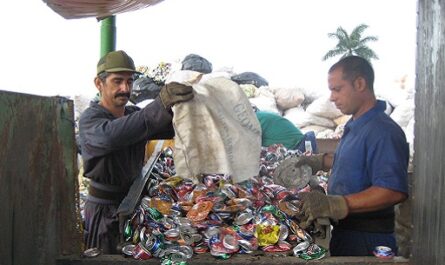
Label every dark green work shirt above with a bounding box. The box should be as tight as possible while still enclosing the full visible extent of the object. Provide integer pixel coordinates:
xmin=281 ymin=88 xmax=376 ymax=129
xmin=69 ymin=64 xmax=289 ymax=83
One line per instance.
xmin=79 ymin=98 xmax=174 ymax=191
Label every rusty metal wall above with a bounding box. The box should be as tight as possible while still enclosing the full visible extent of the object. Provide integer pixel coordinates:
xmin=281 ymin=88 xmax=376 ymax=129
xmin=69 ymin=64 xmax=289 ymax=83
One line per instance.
xmin=0 ymin=91 xmax=82 ymax=265
xmin=412 ymin=0 xmax=445 ymax=264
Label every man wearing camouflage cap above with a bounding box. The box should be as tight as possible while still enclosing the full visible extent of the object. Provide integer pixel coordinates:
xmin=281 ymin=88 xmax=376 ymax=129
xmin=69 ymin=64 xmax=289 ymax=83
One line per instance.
xmin=78 ymin=50 xmax=194 ymax=253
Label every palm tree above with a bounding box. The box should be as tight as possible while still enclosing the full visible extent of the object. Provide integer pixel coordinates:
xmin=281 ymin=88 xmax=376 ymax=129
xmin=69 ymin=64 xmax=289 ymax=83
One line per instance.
xmin=322 ymin=24 xmax=379 ymax=62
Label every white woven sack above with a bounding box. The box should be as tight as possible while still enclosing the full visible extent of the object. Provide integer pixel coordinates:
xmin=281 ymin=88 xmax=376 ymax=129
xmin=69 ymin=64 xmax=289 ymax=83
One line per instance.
xmin=169 ymin=71 xmax=262 ymax=183
xmin=274 ymin=87 xmax=305 ymax=111
xmin=306 ymin=96 xmax=343 ymax=119
xmin=285 ymin=107 xmax=336 ymax=128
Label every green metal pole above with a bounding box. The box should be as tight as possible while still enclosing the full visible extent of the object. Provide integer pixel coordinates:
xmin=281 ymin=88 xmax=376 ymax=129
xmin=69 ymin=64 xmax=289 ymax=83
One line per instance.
xmin=100 ymin=16 xmax=116 ymax=57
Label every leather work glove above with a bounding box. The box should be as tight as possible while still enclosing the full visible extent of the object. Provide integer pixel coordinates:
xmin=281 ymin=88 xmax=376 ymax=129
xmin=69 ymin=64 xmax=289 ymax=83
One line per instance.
xmin=313 ymin=217 xmax=330 ymax=239
xmin=159 ymin=82 xmax=194 ymax=110
xmin=273 ymin=154 xmax=325 ymax=190
xmin=294 ymin=153 xmax=325 ymax=173
xmin=299 ymin=191 xmax=348 ymax=230
xmin=300 ymin=185 xmax=330 ymax=239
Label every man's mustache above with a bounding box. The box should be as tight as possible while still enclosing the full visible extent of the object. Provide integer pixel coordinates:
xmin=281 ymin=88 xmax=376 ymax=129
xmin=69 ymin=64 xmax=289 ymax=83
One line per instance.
xmin=115 ymin=92 xmax=130 ymax=98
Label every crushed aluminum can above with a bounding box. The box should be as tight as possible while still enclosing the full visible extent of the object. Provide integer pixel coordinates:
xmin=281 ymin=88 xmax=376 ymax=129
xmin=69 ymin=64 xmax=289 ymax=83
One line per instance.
xmin=260 ymin=205 xmax=286 ymax=222
xmin=140 ymin=196 xmax=151 ymax=211
xmin=238 ymin=238 xmax=258 ymax=253
xmin=238 ymin=224 xmax=255 ymax=239
xmin=174 ymin=217 xmax=192 ymax=227
xmin=148 ymin=236 xmax=164 ymax=258
xmin=220 ymin=184 xmax=237 ymax=198
xmin=161 ymin=216 xmax=175 ymax=230
xmin=296 ymin=243 xmax=327 ymax=261
xmin=124 ymin=219 xmax=133 ymax=241
xmin=263 ymin=240 xmax=291 ymax=252
xmin=132 ymin=227 xmax=140 ymax=244
xmin=255 ymin=224 xmax=280 ymax=247
xmin=203 ymin=226 xmax=220 ymax=239
xmin=279 ymin=224 xmax=289 ymax=241
xmin=169 ymin=252 xmax=187 ymax=263
xmin=164 ymin=228 xmax=180 ymax=240
xmin=150 ymin=197 xmax=173 ymax=216
xmin=234 ymin=209 xmax=254 ymax=225
xmin=222 ymin=234 xmax=239 ymax=252
xmin=194 ymin=244 xmax=209 ymax=254
xmin=293 ymin=241 xmax=310 ymax=256
xmin=373 ymin=246 xmax=394 ymax=259
xmin=186 ymin=201 xmax=213 ymax=222
xmin=133 ymin=242 xmax=152 ymax=260
xmin=82 ymin=247 xmax=101 ymax=258
xmin=179 ymin=232 xmax=194 ymax=246
xmin=122 ymin=244 xmax=136 ymax=257
xmin=179 ymin=245 xmax=194 ymax=259
xmin=146 ymin=207 xmax=164 ymax=222
xmin=192 ymin=233 xmax=203 ymax=243
xmin=287 ymin=220 xmax=312 ymax=242
xmin=138 ymin=211 xmax=145 ymax=225
xmin=278 ymin=199 xmax=300 ymax=217
xmin=139 ymin=226 xmax=147 ymax=244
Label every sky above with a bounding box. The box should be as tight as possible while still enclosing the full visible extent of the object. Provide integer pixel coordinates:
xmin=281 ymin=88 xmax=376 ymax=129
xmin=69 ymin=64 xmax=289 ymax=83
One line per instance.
xmin=0 ymin=0 xmax=417 ymax=99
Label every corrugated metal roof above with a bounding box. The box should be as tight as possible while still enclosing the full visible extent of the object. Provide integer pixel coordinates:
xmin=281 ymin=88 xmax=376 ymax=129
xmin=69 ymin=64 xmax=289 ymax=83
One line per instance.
xmin=43 ymin=0 xmax=165 ymax=19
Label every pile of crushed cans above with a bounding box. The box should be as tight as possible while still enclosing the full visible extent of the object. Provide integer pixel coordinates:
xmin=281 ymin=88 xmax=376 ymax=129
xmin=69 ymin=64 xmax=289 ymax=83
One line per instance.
xmin=121 ymin=145 xmax=328 ymax=264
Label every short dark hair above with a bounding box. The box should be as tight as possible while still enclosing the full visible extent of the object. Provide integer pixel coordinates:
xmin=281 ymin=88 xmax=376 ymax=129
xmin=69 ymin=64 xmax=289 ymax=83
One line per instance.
xmin=97 ymin=71 xmax=110 ymax=83
xmin=329 ymin=56 xmax=375 ymax=91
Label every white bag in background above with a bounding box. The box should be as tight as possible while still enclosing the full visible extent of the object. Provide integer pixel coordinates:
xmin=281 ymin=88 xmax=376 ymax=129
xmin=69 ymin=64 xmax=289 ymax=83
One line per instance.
xmin=170 ymin=72 xmax=262 ymax=183
xmin=249 ymin=95 xmax=280 ymax=114
xmin=390 ymin=99 xmax=415 ymax=128
xmin=285 ymin=107 xmax=336 ymax=128
xmin=273 ymin=87 xmax=305 ymax=111
xmin=306 ymin=96 xmax=343 ymax=119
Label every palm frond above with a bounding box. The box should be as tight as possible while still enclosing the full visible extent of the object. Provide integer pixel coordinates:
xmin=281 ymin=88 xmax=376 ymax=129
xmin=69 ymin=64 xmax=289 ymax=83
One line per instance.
xmin=322 ymin=49 xmax=346 ymax=61
xmin=322 ymin=23 xmax=379 ymax=62
xmin=353 ymin=46 xmax=379 ymax=60
xmin=351 ymin=24 xmax=368 ymax=35
xmin=359 ymin=36 xmax=379 ymax=44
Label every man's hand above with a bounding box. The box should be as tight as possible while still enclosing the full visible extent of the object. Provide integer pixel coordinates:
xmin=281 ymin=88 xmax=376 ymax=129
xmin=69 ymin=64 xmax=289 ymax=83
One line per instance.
xmin=294 ymin=154 xmax=325 ymax=173
xmin=159 ymin=82 xmax=194 ymax=109
xmin=299 ymin=191 xmax=348 ymax=229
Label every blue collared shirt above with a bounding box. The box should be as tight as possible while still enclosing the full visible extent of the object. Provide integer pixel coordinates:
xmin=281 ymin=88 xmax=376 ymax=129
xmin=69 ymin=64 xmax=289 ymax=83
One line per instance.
xmin=328 ymin=100 xmax=409 ymax=196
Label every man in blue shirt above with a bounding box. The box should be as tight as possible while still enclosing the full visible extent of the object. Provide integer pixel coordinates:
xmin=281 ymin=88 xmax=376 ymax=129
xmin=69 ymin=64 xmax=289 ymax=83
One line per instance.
xmin=296 ymin=56 xmax=409 ymax=256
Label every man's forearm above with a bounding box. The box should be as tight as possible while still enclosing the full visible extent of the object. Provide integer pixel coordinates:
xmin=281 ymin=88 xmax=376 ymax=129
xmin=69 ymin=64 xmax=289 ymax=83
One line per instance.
xmin=344 ymin=186 xmax=407 ymax=213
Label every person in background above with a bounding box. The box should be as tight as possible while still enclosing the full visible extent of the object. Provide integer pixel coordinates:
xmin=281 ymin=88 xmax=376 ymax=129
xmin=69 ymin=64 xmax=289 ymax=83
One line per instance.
xmin=297 ymin=56 xmax=409 ymax=256
xmin=255 ymin=110 xmax=318 ymax=153
xmin=78 ymin=50 xmax=194 ymax=253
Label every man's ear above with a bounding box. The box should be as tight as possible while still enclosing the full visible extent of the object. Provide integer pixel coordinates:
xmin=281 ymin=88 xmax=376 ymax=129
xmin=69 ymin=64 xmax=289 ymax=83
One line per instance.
xmin=354 ymin=76 xmax=367 ymax=92
xmin=94 ymin=77 xmax=102 ymax=93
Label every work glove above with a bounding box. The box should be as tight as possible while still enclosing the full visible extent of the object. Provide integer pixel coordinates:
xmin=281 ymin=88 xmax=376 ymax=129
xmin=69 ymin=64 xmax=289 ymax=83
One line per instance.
xmin=159 ymin=82 xmax=194 ymax=110
xmin=306 ymin=182 xmax=330 ymax=239
xmin=312 ymin=216 xmax=330 ymax=239
xmin=299 ymin=190 xmax=348 ymax=230
xmin=294 ymin=153 xmax=325 ymax=173
xmin=272 ymin=154 xmax=324 ymax=189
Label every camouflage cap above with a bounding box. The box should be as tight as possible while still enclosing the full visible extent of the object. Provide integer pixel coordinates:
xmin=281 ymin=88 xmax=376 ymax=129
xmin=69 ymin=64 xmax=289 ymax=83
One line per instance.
xmin=97 ymin=50 xmax=139 ymax=75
